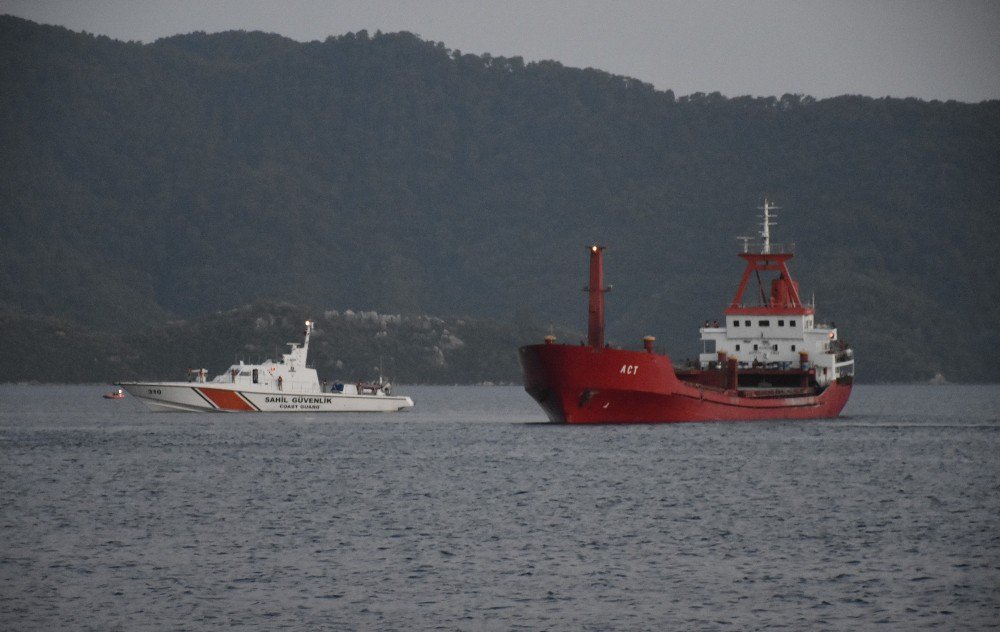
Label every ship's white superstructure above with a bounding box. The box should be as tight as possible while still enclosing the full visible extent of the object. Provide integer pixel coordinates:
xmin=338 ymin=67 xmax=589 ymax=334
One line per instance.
xmin=697 ymin=314 xmax=854 ymax=387
xmin=696 ymin=200 xmax=854 ymax=387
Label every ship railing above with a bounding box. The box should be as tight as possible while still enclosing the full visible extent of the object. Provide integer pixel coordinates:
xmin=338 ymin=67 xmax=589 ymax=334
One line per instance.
xmin=274 ymin=383 xmax=324 ymax=395
xmin=728 ymin=302 xmax=812 ymax=310
xmin=834 ymin=359 xmax=855 ymax=379
xmin=834 ymin=350 xmax=854 ymax=362
xmin=743 ymin=242 xmax=796 ymax=254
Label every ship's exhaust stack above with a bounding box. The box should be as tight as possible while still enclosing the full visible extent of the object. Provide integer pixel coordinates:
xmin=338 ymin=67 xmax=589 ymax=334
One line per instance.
xmin=587 ymin=245 xmax=608 ymax=348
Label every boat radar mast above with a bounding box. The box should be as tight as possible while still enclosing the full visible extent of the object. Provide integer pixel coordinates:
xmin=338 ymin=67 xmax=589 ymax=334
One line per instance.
xmin=758 ymin=198 xmax=780 ymax=254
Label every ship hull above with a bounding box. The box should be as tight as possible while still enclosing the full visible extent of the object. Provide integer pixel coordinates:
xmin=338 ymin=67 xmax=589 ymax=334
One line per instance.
xmin=519 ymin=343 xmax=851 ymax=424
xmin=118 ymin=382 xmax=414 ymax=413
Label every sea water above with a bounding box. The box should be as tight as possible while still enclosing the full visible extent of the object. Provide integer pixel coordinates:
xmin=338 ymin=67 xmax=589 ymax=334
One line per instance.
xmin=1 ymin=384 xmax=998 ymax=630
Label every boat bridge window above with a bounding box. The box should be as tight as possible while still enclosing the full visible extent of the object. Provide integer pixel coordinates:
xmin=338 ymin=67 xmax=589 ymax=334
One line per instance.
xmin=778 ymin=320 xmax=785 ymax=326
xmin=790 ymin=320 xmax=797 ymax=327
xmin=733 ymin=320 xmax=740 ymax=327
xmin=745 ymin=320 xmax=751 ymax=326
xmin=791 ymin=345 xmax=797 ymax=352
xmin=735 ymin=344 xmax=741 ymax=351
xmin=759 ymin=320 xmax=770 ymax=326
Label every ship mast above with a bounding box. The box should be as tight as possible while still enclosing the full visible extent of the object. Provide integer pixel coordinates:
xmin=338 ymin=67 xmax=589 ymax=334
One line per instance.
xmin=758 ymin=198 xmax=779 ymax=254
xmin=727 ymin=200 xmax=808 ymax=313
xmin=587 ymin=245 xmax=609 ymax=348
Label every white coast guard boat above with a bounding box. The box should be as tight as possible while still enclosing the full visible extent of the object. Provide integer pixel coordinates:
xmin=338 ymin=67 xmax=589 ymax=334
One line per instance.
xmin=118 ymin=320 xmax=414 ymax=413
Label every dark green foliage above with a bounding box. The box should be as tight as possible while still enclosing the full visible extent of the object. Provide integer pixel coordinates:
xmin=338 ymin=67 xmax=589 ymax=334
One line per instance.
xmin=2 ymin=16 xmax=998 ymax=383
xmin=0 ymin=302 xmax=573 ymax=384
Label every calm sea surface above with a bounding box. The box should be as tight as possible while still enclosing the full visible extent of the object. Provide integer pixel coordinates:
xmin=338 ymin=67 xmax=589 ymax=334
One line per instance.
xmin=1 ymin=384 xmax=998 ymax=630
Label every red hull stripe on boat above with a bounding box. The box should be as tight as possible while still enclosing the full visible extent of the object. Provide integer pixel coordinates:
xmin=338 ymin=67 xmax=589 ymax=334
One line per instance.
xmin=196 ymin=387 xmax=258 ymax=411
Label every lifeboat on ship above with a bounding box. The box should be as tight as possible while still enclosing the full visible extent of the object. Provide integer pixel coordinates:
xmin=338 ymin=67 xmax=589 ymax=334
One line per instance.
xmin=117 ymin=320 xmax=414 ymax=413
xmin=519 ymin=200 xmax=854 ymax=423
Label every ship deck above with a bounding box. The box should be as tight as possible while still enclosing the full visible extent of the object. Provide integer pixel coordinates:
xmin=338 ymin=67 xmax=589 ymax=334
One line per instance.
xmin=675 ymin=366 xmax=817 ymax=393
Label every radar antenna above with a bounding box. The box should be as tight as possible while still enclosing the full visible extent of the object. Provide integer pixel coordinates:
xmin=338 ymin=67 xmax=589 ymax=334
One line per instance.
xmin=757 ymin=199 xmax=780 ymax=254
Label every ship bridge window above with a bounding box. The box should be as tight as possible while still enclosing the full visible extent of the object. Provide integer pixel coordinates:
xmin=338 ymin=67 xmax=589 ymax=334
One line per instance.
xmin=733 ymin=320 xmax=740 ymax=327
xmin=791 ymin=345 xmax=796 ymax=352
xmin=759 ymin=320 xmax=770 ymax=326
xmin=778 ymin=319 xmax=785 ymax=326
xmin=745 ymin=320 xmax=751 ymax=327
xmin=735 ymin=344 xmax=741 ymax=351
xmin=790 ymin=320 xmax=797 ymax=327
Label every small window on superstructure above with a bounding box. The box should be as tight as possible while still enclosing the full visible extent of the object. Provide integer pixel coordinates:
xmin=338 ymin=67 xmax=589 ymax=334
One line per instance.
xmin=753 ymin=344 xmax=758 ymax=351
xmin=745 ymin=320 xmax=751 ymax=326
xmin=759 ymin=320 xmax=770 ymax=327
xmin=790 ymin=320 xmax=797 ymax=327
xmin=772 ymin=344 xmax=778 ymax=351
xmin=733 ymin=320 xmax=740 ymax=327
xmin=778 ymin=319 xmax=785 ymax=326
xmin=791 ymin=344 xmax=796 ymax=352
xmin=735 ymin=344 xmax=741 ymax=351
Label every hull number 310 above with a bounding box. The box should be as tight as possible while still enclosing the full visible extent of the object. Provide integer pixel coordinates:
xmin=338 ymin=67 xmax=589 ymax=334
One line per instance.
xmin=620 ymin=364 xmax=639 ymax=375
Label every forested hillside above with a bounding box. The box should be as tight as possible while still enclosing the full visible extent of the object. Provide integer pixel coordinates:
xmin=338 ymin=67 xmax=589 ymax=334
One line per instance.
xmin=0 ymin=302 xmax=567 ymax=384
xmin=2 ymin=16 xmax=998 ymax=382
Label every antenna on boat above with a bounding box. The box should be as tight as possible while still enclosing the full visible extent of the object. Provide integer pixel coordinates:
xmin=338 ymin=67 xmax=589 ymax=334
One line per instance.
xmin=757 ymin=199 xmax=780 ymax=254
xmin=736 ymin=235 xmax=753 ymax=253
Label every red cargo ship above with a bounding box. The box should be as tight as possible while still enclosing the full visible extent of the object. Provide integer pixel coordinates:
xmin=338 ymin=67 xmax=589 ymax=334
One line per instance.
xmin=519 ymin=201 xmax=854 ymax=423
